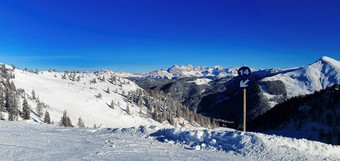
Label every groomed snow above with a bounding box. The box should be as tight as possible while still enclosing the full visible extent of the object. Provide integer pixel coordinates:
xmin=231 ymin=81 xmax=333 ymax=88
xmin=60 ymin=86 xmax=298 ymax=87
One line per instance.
xmin=1 ymin=121 xmax=339 ymax=161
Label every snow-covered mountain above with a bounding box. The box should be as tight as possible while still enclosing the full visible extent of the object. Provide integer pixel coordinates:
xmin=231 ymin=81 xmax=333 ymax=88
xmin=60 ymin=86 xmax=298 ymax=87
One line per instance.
xmin=262 ymin=56 xmax=340 ymax=104
xmin=10 ymin=69 xmax=159 ymax=128
xmin=0 ymin=65 xmax=214 ymax=129
xmin=138 ymin=65 xmax=242 ymax=79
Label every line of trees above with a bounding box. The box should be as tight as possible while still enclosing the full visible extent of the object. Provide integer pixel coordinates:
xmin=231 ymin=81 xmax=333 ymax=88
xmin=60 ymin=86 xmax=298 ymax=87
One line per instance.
xmin=126 ymin=88 xmax=219 ymax=128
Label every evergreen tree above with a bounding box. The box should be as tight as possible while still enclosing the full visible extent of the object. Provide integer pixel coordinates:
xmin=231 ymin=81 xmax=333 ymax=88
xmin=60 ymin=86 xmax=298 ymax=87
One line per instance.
xmin=97 ymin=93 xmax=102 ymax=99
xmin=44 ymin=111 xmax=51 ymax=124
xmin=126 ymin=104 xmax=130 ymax=115
xmin=8 ymin=94 xmax=18 ymax=121
xmin=110 ymin=100 xmax=114 ymax=109
xmin=0 ymin=91 xmax=5 ymax=112
xmin=36 ymin=102 xmax=43 ymax=117
xmin=10 ymin=81 xmax=16 ymax=91
xmin=31 ymin=90 xmax=36 ymax=100
xmin=77 ymin=117 xmax=85 ymax=128
xmin=106 ymin=87 xmax=110 ymax=94
xmin=22 ymin=99 xmax=30 ymax=120
xmin=59 ymin=110 xmax=73 ymax=127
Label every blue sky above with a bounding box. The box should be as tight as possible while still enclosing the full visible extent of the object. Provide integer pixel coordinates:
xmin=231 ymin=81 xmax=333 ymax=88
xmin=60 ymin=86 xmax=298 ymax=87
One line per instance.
xmin=1 ymin=0 xmax=340 ymax=73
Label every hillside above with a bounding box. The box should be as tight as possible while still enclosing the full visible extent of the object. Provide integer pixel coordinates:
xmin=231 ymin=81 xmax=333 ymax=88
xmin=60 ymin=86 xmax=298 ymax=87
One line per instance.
xmin=0 ymin=64 xmax=215 ymax=129
xmin=129 ymin=57 xmax=340 ymax=129
xmin=261 ymin=56 xmax=340 ymax=106
xmin=249 ymin=84 xmax=340 ymax=145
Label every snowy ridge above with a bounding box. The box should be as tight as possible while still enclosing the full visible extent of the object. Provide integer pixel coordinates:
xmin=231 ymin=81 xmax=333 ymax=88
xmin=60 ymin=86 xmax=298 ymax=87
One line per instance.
xmin=262 ymin=56 xmax=340 ymax=103
xmin=140 ymin=65 xmax=242 ymax=79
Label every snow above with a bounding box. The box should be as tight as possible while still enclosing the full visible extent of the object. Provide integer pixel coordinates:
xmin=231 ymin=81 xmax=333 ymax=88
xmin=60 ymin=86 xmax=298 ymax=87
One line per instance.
xmin=189 ymin=78 xmax=212 ymax=85
xmin=139 ymin=65 xmax=242 ymax=79
xmin=1 ymin=121 xmax=340 ymax=161
xmin=12 ymin=69 xmax=163 ymax=128
xmin=262 ymin=56 xmax=340 ymax=106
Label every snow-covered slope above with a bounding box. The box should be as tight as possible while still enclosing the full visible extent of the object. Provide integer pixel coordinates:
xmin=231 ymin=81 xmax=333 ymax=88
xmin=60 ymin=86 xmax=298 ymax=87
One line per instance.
xmin=262 ymin=56 xmax=340 ymax=101
xmin=139 ymin=65 xmax=242 ymax=79
xmin=1 ymin=121 xmax=340 ymax=161
xmin=11 ymin=69 xmax=163 ymax=128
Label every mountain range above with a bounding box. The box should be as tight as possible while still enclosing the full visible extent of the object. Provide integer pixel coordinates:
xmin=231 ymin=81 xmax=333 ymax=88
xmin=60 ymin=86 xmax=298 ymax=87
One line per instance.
xmin=1 ymin=56 xmax=339 ymax=146
xmin=128 ymin=56 xmax=340 ymax=127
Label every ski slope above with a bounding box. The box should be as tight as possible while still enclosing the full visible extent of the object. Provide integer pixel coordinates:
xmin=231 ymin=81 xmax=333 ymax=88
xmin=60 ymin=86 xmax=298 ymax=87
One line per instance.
xmin=12 ymin=69 xmax=163 ymax=128
xmin=1 ymin=121 xmax=339 ymax=161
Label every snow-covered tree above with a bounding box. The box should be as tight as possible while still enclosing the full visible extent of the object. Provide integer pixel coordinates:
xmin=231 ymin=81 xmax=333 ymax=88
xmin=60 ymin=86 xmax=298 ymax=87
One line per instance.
xmin=22 ymin=99 xmax=30 ymax=120
xmin=36 ymin=102 xmax=43 ymax=117
xmin=110 ymin=100 xmax=114 ymax=109
xmin=31 ymin=90 xmax=36 ymax=100
xmin=97 ymin=93 xmax=102 ymax=99
xmin=8 ymin=94 xmax=18 ymax=121
xmin=77 ymin=117 xmax=85 ymax=128
xmin=59 ymin=110 xmax=73 ymax=127
xmin=10 ymin=81 xmax=16 ymax=91
xmin=106 ymin=87 xmax=110 ymax=94
xmin=0 ymin=91 xmax=5 ymax=112
xmin=126 ymin=104 xmax=130 ymax=115
xmin=44 ymin=111 xmax=51 ymax=124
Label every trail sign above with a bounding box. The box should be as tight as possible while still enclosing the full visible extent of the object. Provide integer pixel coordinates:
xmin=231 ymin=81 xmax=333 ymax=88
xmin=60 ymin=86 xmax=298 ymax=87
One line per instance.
xmin=237 ymin=65 xmax=251 ymax=132
xmin=240 ymin=79 xmax=249 ymax=88
xmin=238 ymin=66 xmax=251 ymax=78
xmin=238 ymin=66 xmax=251 ymax=89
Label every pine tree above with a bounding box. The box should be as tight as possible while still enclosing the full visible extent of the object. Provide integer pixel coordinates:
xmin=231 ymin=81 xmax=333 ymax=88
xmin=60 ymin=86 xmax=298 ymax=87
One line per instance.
xmin=97 ymin=93 xmax=102 ymax=99
xmin=59 ymin=110 xmax=73 ymax=127
xmin=10 ymin=81 xmax=16 ymax=91
xmin=36 ymin=102 xmax=43 ymax=117
xmin=106 ymin=87 xmax=110 ymax=94
xmin=77 ymin=117 xmax=85 ymax=128
xmin=35 ymin=69 xmax=39 ymax=74
xmin=22 ymin=99 xmax=30 ymax=120
xmin=0 ymin=91 xmax=5 ymax=112
xmin=138 ymin=96 xmax=143 ymax=106
xmin=8 ymin=94 xmax=18 ymax=121
xmin=31 ymin=90 xmax=36 ymax=100
xmin=110 ymin=100 xmax=114 ymax=109
xmin=126 ymin=104 xmax=130 ymax=115
xmin=44 ymin=111 xmax=51 ymax=124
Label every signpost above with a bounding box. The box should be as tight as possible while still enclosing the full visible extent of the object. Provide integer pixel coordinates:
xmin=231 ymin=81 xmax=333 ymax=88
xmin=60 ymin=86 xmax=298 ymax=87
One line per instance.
xmin=238 ymin=65 xmax=251 ymax=132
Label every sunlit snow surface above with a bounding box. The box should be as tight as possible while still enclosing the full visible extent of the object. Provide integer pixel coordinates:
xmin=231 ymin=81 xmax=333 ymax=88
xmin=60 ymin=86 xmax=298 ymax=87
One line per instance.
xmin=1 ymin=121 xmax=339 ymax=161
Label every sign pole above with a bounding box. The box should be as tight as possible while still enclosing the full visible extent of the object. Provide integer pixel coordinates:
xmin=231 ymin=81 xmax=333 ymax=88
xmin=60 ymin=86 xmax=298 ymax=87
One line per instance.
xmin=243 ymin=88 xmax=246 ymax=132
xmin=238 ymin=65 xmax=250 ymax=132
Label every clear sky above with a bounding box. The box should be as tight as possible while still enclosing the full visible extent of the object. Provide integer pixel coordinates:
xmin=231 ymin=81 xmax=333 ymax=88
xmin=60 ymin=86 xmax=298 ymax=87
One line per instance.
xmin=1 ymin=0 xmax=340 ymax=73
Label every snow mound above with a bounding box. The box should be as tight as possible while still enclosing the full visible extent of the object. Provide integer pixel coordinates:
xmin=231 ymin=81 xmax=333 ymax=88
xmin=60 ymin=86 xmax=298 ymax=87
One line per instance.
xmin=150 ymin=127 xmax=340 ymax=160
xmin=150 ymin=128 xmax=265 ymax=154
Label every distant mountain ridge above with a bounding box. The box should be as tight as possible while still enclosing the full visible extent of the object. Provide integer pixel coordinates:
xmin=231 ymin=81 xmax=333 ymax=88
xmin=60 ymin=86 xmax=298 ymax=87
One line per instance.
xmin=120 ymin=64 xmax=247 ymax=79
xmin=261 ymin=56 xmax=340 ymax=105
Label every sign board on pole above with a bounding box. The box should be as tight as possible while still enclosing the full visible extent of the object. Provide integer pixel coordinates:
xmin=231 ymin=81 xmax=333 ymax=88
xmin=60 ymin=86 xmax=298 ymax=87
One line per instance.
xmin=238 ymin=66 xmax=251 ymax=89
xmin=238 ymin=65 xmax=251 ymax=132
